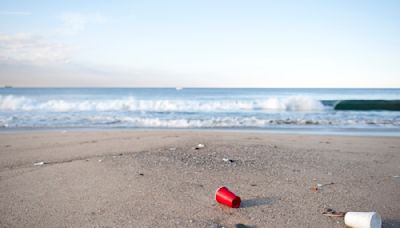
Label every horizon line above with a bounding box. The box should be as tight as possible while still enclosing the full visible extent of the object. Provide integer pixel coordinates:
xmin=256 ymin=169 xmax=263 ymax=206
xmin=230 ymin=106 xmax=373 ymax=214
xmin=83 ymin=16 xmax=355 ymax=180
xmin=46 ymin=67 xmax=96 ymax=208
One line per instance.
xmin=2 ymin=86 xmax=400 ymax=89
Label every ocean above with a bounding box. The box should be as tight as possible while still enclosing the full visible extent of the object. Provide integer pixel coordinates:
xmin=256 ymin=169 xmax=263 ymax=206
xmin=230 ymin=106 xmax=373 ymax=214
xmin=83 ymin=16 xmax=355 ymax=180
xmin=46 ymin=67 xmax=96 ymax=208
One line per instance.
xmin=1 ymin=88 xmax=399 ymax=134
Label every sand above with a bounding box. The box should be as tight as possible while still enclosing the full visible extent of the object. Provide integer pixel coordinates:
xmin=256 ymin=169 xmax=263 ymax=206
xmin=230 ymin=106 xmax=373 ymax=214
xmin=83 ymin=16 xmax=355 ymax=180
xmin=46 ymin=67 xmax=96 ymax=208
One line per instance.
xmin=0 ymin=130 xmax=399 ymax=227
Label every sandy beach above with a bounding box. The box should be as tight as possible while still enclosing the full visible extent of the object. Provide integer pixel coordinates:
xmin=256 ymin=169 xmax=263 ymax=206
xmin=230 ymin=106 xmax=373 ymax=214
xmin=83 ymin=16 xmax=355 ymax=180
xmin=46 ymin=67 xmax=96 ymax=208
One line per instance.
xmin=0 ymin=130 xmax=399 ymax=227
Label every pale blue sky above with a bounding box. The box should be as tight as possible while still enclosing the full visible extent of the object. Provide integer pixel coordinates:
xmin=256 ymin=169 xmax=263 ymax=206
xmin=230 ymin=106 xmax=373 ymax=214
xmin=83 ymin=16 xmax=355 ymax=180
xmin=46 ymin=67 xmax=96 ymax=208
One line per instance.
xmin=0 ymin=0 xmax=399 ymax=87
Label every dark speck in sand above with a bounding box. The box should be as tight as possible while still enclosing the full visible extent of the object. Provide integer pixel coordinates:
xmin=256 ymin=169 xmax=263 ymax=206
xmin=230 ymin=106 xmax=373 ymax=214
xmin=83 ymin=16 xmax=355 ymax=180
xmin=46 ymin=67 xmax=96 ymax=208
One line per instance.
xmin=5 ymin=145 xmax=11 ymax=148
xmin=250 ymin=184 xmax=257 ymax=187
xmin=235 ymin=224 xmax=250 ymax=228
xmin=139 ymin=173 xmax=144 ymax=176
xmin=273 ymin=145 xmax=278 ymax=149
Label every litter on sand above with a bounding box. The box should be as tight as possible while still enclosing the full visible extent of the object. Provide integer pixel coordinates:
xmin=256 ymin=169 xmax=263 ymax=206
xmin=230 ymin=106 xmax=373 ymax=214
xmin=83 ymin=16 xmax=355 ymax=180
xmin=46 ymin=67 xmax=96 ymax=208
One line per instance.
xmin=323 ymin=209 xmax=382 ymax=228
xmin=311 ymin=182 xmax=334 ymax=192
xmin=318 ymin=182 xmax=334 ymax=188
xmin=222 ymin=158 xmax=235 ymax=163
xmin=194 ymin=144 xmax=205 ymax=150
xmin=33 ymin=161 xmax=46 ymax=166
xmin=344 ymin=212 xmax=381 ymax=228
xmin=215 ymin=186 xmax=241 ymax=208
xmin=322 ymin=208 xmax=346 ymax=217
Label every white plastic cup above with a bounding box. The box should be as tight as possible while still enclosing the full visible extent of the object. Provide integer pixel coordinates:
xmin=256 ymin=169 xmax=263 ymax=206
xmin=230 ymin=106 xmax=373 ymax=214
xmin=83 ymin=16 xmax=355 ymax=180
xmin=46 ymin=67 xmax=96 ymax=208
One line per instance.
xmin=344 ymin=212 xmax=382 ymax=228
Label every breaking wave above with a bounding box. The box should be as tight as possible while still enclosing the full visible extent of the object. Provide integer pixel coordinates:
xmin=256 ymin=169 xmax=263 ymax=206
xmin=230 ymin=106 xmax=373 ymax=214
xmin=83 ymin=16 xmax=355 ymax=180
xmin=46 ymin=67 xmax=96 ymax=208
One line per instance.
xmin=0 ymin=95 xmax=324 ymax=112
xmin=334 ymin=100 xmax=400 ymax=111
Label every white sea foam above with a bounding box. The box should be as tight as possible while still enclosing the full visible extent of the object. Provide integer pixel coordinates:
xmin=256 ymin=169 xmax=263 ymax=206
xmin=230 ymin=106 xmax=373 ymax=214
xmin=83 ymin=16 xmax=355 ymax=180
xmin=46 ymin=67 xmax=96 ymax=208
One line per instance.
xmin=0 ymin=95 xmax=324 ymax=112
xmin=86 ymin=116 xmax=399 ymax=128
xmin=1 ymin=112 xmax=398 ymax=128
xmin=89 ymin=116 xmax=314 ymax=128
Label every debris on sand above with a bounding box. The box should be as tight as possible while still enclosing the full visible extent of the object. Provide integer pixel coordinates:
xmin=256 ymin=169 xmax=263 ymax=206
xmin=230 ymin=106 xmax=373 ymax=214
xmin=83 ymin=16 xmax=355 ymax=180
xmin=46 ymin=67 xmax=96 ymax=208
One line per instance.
xmin=318 ymin=182 xmax=334 ymax=188
xmin=311 ymin=182 xmax=334 ymax=192
xmin=215 ymin=186 xmax=241 ymax=208
xmin=193 ymin=144 xmax=205 ymax=150
xmin=344 ymin=211 xmax=381 ymax=228
xmin=169 ymin=147 xmax=177 ymax=151
xmin=322 ymin=208 xmax=345 ymax=217
xmin=112 ymin=153 xmax=123 ymax=158
xmin=323 ymin=209 xmax=382 ymax=228
xmin=34 ymin=161 xmax=46 ymax=166
xmin=222 ymin=158 xmax=235 ymax=163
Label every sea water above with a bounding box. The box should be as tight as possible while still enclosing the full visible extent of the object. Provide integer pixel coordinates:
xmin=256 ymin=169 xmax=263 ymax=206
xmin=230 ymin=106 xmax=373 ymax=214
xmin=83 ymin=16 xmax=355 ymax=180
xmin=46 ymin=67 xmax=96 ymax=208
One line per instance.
xmin=0 ymin=88 xmax=399 ymax=133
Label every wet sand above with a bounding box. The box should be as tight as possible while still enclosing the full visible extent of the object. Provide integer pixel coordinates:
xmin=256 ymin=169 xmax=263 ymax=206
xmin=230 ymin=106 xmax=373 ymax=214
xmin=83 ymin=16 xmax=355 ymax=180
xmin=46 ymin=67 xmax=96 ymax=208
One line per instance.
xmin=0 ymin=131 xmax=399 ymax=227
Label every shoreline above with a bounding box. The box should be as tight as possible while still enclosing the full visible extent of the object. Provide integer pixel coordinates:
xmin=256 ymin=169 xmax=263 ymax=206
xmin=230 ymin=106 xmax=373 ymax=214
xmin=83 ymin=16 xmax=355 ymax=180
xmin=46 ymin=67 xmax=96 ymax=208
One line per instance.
xmin=1 ymin=127 xmax=400 ymax=137
xmin=1 ymin=131 xmax=399 ymax=227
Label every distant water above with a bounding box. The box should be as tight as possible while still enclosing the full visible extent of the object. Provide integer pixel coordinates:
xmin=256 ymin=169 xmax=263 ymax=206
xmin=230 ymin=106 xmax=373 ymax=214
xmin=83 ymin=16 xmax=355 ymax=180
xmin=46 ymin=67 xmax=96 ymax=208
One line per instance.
xmin=0 ymin=88 xmax=399 ymax=133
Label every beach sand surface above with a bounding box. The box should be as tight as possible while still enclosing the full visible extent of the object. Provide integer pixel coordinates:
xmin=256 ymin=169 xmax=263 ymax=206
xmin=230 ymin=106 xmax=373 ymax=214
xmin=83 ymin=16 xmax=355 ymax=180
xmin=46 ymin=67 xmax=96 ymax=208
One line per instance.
xmin=0 ymin=131 xmax=399 ymax=227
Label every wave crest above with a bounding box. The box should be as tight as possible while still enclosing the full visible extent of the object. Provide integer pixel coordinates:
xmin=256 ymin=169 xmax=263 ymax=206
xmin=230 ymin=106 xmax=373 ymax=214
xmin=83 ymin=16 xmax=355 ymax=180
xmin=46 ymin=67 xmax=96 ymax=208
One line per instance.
xmin=0 ymin=95 xmax=324 ymax=112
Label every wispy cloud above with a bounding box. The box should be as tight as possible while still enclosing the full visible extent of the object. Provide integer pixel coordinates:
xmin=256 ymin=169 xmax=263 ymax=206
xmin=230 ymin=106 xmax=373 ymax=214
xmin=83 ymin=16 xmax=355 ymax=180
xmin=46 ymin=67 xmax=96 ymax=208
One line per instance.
xmin=0 ymin=33 xmax=72 ymax=65
xmin=57 ymin=12 xmax=108 ymax=35
xmin=0 ymin=11 xmax=31 ymax=16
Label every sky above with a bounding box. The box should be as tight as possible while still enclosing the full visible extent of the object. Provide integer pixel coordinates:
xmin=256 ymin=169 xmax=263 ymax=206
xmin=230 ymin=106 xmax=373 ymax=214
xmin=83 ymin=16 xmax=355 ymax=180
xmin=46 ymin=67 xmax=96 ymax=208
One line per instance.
xmin=0 ymin=0 xmax=399 ymax=88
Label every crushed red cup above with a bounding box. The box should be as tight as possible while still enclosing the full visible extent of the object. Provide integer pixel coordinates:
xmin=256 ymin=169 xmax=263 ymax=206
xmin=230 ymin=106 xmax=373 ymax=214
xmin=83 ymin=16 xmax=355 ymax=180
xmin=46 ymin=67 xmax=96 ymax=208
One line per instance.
xmin=215 ymin=186 xmax=241 ymax=208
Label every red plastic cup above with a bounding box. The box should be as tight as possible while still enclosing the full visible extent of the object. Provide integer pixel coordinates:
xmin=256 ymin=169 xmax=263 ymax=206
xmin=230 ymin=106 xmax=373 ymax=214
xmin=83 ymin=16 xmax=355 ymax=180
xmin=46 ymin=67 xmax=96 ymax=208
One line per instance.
xmin=215 ymin=186 xmax=241 ymax=208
